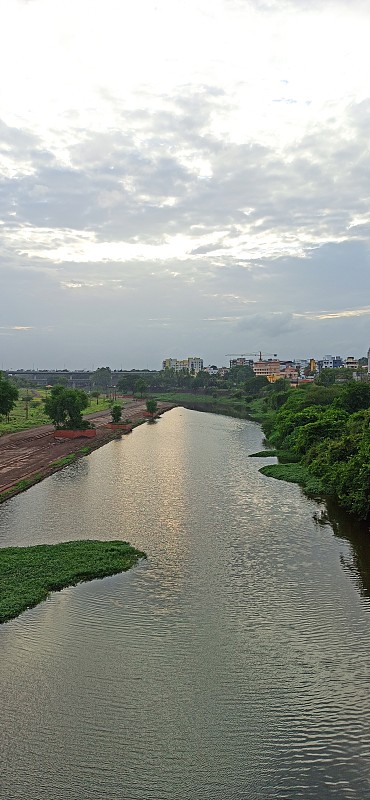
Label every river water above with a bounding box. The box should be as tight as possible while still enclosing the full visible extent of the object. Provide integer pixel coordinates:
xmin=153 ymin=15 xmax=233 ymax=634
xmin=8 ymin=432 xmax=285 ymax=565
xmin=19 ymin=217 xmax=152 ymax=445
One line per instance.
xmin=0 ymin=407 xmax=370 ymax=800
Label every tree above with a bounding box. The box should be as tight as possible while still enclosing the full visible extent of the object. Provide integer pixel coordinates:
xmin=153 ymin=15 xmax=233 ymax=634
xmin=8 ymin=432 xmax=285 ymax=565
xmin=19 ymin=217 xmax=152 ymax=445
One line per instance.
xmin=315 ymin=367 xmax=353 ymax=386
xmin=229 ymin=364 xmax=254 ymax=384
xmin=146 ymin=398 xmax=158 ymax=417
xmin=44 ymin=385 xmax=89 ymax=429
xmin=92 ymin=367 xmax=112 ymax=392
xmin=0 ymin=373 xmax=19 ymax=421
xmin=335 ymin=381 xmax=370 ymax=414
xmin=244 ymin=375 xmax=269 ymax=397
xmin=91 ymin=390 xmax=100 ymax=405
xmin=135 ymin=378 xmax=148 ymax=398
xmin=22 ymin=389 xmax=32 ymax=420
xmin=111 ymin=404 xmax=122 ymax=423
xmin=116 ymin=377 xmax=130 ymax=394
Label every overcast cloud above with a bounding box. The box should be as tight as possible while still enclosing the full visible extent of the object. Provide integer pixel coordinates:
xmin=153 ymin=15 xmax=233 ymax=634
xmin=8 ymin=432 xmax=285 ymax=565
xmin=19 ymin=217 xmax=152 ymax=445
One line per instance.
xmin=1 ymin=0 xmax=370 ymax=368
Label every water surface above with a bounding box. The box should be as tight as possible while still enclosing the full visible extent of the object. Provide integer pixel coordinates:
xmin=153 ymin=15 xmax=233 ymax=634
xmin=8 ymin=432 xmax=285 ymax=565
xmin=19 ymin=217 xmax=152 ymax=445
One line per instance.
xmin=0 ymin=408 xmax=369 ymax=799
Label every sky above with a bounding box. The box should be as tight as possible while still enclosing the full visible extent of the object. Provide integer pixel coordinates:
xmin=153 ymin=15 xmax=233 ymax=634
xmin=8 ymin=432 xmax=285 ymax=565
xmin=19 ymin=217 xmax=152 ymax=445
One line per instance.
xmin=1 ymin=0 xmax=370 ymax=369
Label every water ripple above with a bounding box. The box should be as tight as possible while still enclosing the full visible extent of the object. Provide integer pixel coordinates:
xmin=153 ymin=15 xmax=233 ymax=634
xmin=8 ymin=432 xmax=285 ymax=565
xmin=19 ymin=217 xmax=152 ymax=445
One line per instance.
xmin=1 ymin=409 xmax=370 ymax=799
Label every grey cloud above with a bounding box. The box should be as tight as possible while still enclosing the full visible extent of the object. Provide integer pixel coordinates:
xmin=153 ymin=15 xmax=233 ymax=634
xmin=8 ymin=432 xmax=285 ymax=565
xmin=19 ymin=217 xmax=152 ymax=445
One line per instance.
xmin=2 ymin=86 xmax=370 ymax=366
xmin=236 ymin=312 xmax=300 ymax=337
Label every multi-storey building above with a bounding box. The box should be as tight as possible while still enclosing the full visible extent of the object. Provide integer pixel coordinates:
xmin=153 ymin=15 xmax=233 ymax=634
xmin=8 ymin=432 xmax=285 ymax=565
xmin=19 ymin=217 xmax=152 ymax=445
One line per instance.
xmin=280 ymin=365 xmax=299 ymax=382
xmin=162 ymin=358 xmax=179 ymax=371
xmin=253 ymin=359 xmax=281 ymax=382
xmin=229 ymin=357 xmax=254 ymax=369
xmin=162 ymin=357 xmax=204 ymax=374
xmin=317 ymin=355 xmax=343 ymax=372
xmin=344 ymin=356 xmax=358 ymax=370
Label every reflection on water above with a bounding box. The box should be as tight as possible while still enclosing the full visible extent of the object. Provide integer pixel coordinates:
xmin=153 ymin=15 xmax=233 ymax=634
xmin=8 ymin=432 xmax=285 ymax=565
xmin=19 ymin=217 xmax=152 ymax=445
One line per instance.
xmin=314 ymin=499 xmax=370 ymax=603
xmin=0 ymin=408 xmax=370 ymax=800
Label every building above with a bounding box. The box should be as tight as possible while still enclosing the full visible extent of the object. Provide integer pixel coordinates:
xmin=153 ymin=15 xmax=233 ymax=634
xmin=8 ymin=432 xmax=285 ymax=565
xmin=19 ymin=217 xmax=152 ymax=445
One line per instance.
xmin=162 ymin=358 xmax=179 ymax=371
xmin=344 ymin=356 xmax=358 ymax=370
xmin=162 ymin=357 xmax=204 ymax=374
xmin=280 ymin=365 xmax=299 ymax=382
xmin=293 ymin=359 xmax=309 ymax=371
xmin=229 ymin=357 xmax=254 ymax=369
xmin=317 ymin=355 xmax=343 ymax=372
xmin=253 ymin=359 xmax=281 ymax=382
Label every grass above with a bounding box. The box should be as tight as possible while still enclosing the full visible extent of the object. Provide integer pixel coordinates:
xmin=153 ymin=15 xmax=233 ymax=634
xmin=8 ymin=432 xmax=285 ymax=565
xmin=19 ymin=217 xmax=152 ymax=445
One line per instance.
xmin=0 ymin=393 xmax=112 ymax=436
xmin=50 ymin=453 xmax=77 ymax=468
xmin=0 ymin=473 xmax=43 ymax=503
xmin=249 ymin=450 xmax=277 ymax=457
xmin=259 ymin=463 xmax=325 ymax=496
xmin=153 ymin=392 xmax=248 ymax=417
xmin=0 ymin=539 xmax=146 ymax=623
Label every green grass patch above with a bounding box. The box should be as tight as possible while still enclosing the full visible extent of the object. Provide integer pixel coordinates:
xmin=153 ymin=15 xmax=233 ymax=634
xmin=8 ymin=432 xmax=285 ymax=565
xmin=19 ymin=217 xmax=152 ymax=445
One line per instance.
xmin=276 ymin=450 xmax=300 ymax=464
xmin=0 ymin=394 xmax=111 ymax=436
xmin=0 ymin=539 xmax=146 ymax=623
xmin=249 ymin=450 xmax=277 ymax=457
xmin=259 ymin=463 xmax=325 ymax=495
xmin=50 ymin=453 xmax=77 ymax=468
xmin=0 ymin=473 xmax=43 ymax=503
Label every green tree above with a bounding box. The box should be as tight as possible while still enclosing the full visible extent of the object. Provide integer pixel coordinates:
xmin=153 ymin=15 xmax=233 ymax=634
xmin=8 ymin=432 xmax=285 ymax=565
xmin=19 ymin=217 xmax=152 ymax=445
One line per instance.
xmin=335 ymin=381 xmax=370 ymax=414
xmin=111 ymin=404 xmax=122 ymax=423
xmin=228 ymin=365 xmax=254 ymax=385
xmin=22 ymin=389 xmax=32 ymax=420
xmin=315 ymin=367 xmax=353 ymax=386
xmin=116 ymin=377 xmax=131 ymax=394
xmin=92 ymin=367 xmax=112 ymax=391
xmin=146 ymin=398 xmax=158 ymax=417
xmin=135 ymin=378 xmax=148 ymax=397
xmin=44 ymin=385 xmax=89 ymax=429
xmin=0 ymin=373 xmax=19 ymax=421
xmin=91 ymin=390 xmax=100 ymax=405
xmin=244 ymin=375 xmax=269 ymax=397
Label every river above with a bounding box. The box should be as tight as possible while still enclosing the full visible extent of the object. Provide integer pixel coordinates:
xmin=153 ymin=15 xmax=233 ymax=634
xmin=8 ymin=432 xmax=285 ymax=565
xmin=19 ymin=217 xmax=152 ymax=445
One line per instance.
xmin=0 ymin=407 xmax=370 ymax=800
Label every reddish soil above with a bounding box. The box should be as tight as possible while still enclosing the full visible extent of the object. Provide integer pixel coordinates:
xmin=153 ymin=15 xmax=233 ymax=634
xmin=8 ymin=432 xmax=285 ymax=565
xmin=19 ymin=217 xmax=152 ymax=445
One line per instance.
xmin=0 ymin=400 xmax=174 ymax=498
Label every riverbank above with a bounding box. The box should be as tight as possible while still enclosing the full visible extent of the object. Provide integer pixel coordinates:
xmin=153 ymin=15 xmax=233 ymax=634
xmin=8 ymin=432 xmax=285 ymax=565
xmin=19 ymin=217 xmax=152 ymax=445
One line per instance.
xmin=0 ymin=401 xmax=174 ymax=505
xmin=154 ymin=391 xmax=249 ymax=418
xmin=0 ymin=539 xmax=146 ymax=623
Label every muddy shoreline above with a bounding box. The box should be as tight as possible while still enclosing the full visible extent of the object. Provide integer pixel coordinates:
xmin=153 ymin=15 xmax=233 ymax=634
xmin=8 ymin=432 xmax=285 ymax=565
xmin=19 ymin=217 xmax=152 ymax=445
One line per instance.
xmin=0 ymin=401 xmax=174 ymax=504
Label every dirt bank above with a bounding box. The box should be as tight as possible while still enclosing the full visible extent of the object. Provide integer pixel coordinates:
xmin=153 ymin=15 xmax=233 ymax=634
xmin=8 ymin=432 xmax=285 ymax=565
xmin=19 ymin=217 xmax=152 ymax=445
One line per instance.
xmin=0 ymin=401 xmax=174 ymax=502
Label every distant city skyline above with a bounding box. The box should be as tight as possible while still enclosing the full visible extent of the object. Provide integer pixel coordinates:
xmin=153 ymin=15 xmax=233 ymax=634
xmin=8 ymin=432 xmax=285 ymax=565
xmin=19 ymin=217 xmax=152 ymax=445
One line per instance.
xmin=1 ymin=1 xmax=370 ymax=367
xmin=3 ymin=345 xmax=369 ymax=373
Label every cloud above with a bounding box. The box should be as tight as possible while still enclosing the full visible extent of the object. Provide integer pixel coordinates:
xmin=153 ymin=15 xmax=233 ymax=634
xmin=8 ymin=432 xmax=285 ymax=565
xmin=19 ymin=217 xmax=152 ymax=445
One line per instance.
xmin=1 ymin=1 xmax=370 ymax=367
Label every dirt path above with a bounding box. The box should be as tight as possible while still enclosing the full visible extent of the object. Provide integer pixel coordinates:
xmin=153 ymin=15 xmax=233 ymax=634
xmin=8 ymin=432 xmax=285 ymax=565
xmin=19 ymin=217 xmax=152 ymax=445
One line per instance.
xmin=0 ymin=400 xmax=174 ymax=497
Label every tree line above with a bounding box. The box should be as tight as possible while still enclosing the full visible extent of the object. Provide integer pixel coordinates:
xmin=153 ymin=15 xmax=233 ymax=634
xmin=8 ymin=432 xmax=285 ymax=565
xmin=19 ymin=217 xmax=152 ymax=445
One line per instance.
xmin=261 ymin=380 xmax=370 ymax=521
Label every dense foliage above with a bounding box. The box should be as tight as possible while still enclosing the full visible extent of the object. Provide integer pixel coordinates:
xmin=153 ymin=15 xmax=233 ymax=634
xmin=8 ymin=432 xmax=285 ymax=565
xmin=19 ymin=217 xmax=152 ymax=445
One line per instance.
xmin=44 ymin=385 xmax=89 ymax=429
xmin=0 ymin=372 xmax=19 ymax=420
xmin=262 ymin=381 xmax=370 ymax=520
xmin=111 ymin=404 xmax=122 ymax=423
xmin=146 ymin=398 xmax=158 ymax=416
